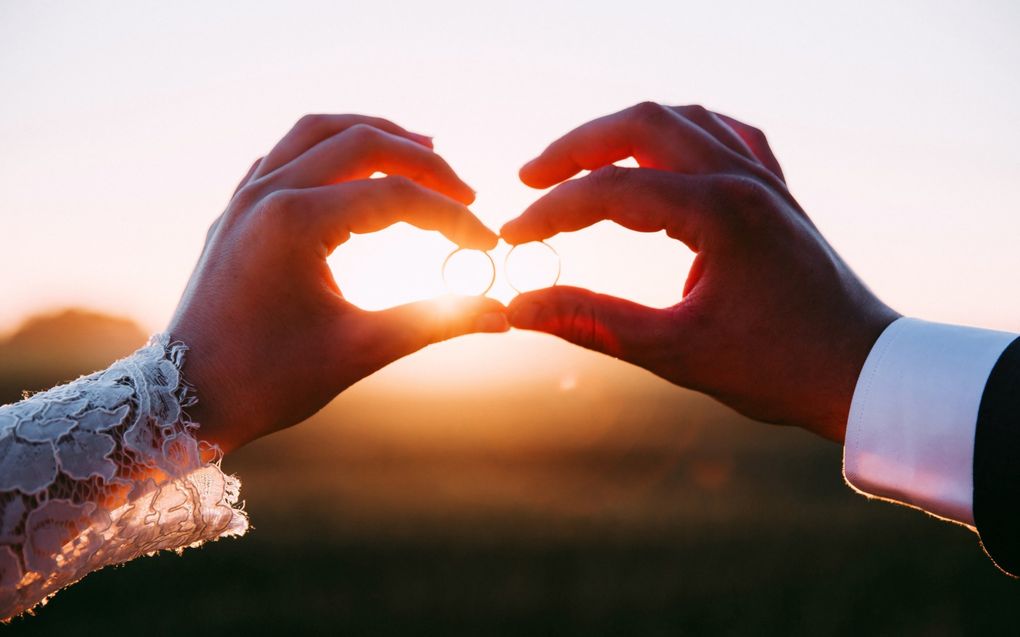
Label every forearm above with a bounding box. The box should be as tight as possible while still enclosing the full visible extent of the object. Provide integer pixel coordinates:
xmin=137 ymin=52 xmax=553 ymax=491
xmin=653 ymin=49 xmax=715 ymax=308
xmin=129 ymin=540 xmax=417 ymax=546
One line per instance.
xmin=0 ymin=334 xmax=247 ymax=620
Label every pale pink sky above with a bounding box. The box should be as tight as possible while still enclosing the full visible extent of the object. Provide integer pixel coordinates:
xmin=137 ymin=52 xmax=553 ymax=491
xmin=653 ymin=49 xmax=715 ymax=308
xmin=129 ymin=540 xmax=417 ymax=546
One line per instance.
xmin=2 ymin=0 xmax=1018 ymax=350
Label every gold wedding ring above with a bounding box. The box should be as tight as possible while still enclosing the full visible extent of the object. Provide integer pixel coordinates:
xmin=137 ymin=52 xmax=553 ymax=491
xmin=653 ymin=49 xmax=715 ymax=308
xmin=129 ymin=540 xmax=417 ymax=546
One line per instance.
xmin=442 ymin=241 xmax=560 ymax=296
xmin=442 ymin=248 xmax=496 ymax=296
xmin=505 ymin=241 xmax=561 ymax=293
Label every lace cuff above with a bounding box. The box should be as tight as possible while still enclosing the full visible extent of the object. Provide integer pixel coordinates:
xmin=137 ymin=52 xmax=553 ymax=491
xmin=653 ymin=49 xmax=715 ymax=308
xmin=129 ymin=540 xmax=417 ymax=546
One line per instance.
xmin=0 ymin=334 xmax=248 ymax=620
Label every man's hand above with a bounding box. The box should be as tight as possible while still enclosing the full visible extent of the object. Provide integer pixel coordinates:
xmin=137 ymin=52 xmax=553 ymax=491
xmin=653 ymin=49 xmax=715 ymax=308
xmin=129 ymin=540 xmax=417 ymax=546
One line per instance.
xmin=169 ymin=114 xmax=507 ymax=453
xmin=501 ymin=102 xmax=899 ymax=441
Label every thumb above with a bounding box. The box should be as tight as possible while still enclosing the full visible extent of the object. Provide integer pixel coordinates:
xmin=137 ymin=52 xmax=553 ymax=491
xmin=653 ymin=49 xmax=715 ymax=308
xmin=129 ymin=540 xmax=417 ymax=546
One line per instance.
xmin=507 ymin=286 xmax=673 ymax=364
xmin=367 ymin=295 xmax=509 ymax=359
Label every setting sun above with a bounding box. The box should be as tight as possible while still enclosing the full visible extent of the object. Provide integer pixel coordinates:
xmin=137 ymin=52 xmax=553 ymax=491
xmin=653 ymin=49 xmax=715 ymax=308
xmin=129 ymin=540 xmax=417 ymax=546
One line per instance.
xmin=2 ymin=2 xmax=1019 ymax=632
xmin=328 ymin=220 xmax=695 ymax=313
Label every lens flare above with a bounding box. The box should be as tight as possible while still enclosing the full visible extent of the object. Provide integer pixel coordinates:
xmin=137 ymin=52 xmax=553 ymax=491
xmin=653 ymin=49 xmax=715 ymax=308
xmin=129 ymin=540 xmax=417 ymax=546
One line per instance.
xmin=505 ymin=241 xmax=561 ymax=293
xmin=442 ymin=248 xmax=496 ymax=296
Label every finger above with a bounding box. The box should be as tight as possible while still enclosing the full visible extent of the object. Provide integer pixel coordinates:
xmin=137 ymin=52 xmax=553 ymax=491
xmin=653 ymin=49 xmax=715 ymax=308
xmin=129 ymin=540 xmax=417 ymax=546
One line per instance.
xmin=714 ymin=113 xmax=785 ymax=182
xmin=518 ymin=101 xmax=739 ymax=189
xmin=257 ymin=114 xmax=432 ymax=178
xmin=508 ymin=286 xmax=675 ymax=366
xmin=365 ymin=295 xmax=509 ymax=361
xmin=269 ymin=124 xmax=475 ymax=204
xmin=276 ymin=176 xmax=497 ymax=251
xmin=668 ymin=105 xmax=755 ymax=160
xmin=501 ymin=166 xmax=716 ymax=251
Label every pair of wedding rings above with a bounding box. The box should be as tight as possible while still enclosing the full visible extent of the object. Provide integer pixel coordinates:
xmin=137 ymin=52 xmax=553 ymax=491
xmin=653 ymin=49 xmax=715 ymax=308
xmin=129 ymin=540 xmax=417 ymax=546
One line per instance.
xmin=442 ymin=241 xmax=561 ymax=295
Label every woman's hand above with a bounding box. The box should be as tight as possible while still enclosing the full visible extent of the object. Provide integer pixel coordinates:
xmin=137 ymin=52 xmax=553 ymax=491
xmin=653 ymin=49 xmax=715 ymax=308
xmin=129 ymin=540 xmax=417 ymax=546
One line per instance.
xmin=501 ymin=102 xmax=899 ymax=442
xmin=169 ymin=114 xmax=507 ymax=453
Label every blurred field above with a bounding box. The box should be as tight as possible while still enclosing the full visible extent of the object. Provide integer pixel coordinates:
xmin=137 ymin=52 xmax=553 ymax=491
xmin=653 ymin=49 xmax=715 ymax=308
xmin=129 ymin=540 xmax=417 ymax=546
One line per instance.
xmin=2 ymin=310 xmax=1017 ymax=636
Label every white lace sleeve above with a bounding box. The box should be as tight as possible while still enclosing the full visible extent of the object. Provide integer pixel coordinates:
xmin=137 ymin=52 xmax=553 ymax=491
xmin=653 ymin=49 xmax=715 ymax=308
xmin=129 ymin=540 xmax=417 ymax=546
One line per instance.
xmin=0 ymin=334 xmax=248 ymax=620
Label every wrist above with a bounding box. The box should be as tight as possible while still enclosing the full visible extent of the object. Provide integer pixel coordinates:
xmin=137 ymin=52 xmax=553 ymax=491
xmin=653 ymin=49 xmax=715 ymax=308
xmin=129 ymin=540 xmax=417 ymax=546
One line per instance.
xmin=167 ymin=317 xmax=248 ymax=454
xmin=814 ymin=305 xmax=901 ymax=443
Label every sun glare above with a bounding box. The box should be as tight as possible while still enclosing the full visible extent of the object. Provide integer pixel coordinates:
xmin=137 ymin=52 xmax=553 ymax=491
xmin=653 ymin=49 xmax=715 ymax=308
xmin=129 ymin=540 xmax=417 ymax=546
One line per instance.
xmin=330 ymin=226 xmax=576 ymax=308
xmin=328 ymin=220 xmax=696 ymax=313
xmin=328 ymin=223 xmax=450 ymax=309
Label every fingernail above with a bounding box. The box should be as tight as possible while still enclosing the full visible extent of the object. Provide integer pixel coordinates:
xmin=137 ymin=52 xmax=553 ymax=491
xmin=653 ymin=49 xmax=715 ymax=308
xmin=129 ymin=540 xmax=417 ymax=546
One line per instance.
xmin=474 ymin=312 xmax=510 ymax=333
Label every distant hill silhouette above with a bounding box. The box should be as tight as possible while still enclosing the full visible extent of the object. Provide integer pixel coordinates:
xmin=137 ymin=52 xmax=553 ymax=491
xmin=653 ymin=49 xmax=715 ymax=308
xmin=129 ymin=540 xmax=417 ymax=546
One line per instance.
xmin=0 ymin=308 xmax=147 ymax=402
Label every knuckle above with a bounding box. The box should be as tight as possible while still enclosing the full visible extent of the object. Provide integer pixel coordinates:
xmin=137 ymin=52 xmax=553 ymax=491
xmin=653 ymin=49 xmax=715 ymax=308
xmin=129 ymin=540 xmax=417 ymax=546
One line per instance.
xmin=748 ymin=125 xmax=767 ymax=141
xmin=746 ymin=124 xmax=769 ymax=147
xmin=678 ymin=103 xmax=710 ymax=121
xmin=588 ymin=164 xmax=630 ymax=191
xmin=294 ymin=113 xmax=326 ymax=135
xmin=230 ymin=182 xmax=264 ymax=209
xmin=631 ymin=100 xmax=670 ymax=124
xmin=384 ymin=174 xmax=416 ymax=194
xmin=343 ymin=122 xmax=382 ymax=147
xmin=258 ymin=188 xmax=301 ymax=219
xmin=365 ymin=115 xmax=395 ymax=131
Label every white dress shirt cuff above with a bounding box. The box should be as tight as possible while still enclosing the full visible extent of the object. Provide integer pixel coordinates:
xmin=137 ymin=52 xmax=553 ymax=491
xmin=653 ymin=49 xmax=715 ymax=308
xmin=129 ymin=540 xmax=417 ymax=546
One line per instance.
xmin=843 ymin=317 xmax=1018 ymax=526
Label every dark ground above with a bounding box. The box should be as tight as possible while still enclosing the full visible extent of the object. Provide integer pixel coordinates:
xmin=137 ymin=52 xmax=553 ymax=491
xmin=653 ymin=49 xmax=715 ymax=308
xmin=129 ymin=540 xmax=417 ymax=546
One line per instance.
xmin=1 ymin=312 xmax=1017 ymax=635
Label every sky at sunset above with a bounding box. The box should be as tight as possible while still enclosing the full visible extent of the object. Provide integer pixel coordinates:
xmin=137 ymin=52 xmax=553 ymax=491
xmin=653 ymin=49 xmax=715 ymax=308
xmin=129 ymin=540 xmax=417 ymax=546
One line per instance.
xmin=2 ymin=1 xmax=1019 ymax=384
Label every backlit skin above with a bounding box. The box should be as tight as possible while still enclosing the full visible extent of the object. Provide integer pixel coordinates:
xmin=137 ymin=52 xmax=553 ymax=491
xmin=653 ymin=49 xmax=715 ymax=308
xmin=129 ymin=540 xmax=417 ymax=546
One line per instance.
xmin=169 ymin=104 xmax=898 ymax=452
xmin=502 ymin=102 xmax=900 ymax=443
xmin=169 ymin=114 xmax=509 ymax=453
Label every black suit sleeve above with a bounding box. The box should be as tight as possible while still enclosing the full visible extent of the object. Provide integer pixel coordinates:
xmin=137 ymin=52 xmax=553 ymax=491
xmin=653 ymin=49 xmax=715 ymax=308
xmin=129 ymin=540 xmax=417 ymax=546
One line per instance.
xmin=973 ymin=336 xmax=1020 ymax=577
